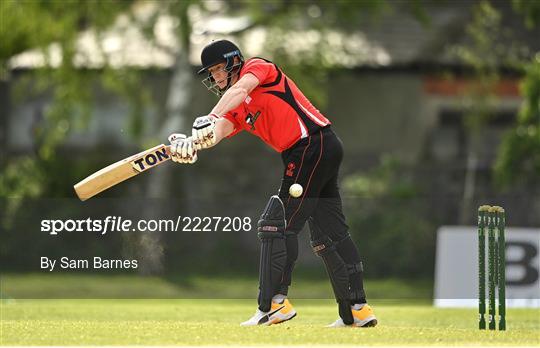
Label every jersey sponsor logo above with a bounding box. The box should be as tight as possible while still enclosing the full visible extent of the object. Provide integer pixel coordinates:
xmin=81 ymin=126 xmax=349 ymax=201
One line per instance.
xmin=286 ymin=162 xmax=296 ymax=177
xmin=246 ymin=110 xmax=261 ymax=131
xmin=131 ymin=147 xmax=169 ymax=172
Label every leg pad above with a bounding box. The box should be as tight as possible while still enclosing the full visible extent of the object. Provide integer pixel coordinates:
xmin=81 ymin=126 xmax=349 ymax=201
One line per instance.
xmin=257 ymin=195 xmax=287 ymax=312
xmin=310 ymin=221 xmax=354 ymax=325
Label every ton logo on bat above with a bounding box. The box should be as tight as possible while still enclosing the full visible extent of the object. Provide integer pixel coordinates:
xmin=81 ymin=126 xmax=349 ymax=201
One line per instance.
xmin=132 ymin=147 xmax=169 ymax=172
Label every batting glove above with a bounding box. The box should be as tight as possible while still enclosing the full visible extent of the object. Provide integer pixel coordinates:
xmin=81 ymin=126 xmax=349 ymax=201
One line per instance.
xmin=168 ymin=133 xmax=198 ymax=164
xmin=192 ymin=113 xmax=219 ymax=150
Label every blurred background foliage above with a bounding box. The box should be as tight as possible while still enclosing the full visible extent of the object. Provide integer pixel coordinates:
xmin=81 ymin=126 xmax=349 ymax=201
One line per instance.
xmin=495 ymin=58 xmax=540 ymax=187
xmin=1 ymin=0 xmax=539 ymax=281
xmin=343 ymin=156 xmax=436 ymax=278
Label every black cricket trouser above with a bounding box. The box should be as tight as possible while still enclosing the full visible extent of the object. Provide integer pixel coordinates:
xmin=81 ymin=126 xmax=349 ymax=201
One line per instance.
xmin=276 ymin=126 xmax=365 ymax=303
xmin=279 ymin=126 xmax=348 ymax=236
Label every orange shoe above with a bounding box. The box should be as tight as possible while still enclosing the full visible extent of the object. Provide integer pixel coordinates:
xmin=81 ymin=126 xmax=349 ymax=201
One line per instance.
xmin=240 ymin=299 xmax=297 ymax=326
xmin=326 ymin=304 xmax=377 ymax=328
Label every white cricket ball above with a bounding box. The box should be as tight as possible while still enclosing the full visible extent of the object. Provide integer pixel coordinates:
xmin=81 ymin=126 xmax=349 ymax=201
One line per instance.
xmin=289 ymin=183 xmax=303 ymax=198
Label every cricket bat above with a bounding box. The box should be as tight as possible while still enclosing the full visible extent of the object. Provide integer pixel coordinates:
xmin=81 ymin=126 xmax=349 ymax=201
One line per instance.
xmin=74 ymin=144 xmax=171 ymax=201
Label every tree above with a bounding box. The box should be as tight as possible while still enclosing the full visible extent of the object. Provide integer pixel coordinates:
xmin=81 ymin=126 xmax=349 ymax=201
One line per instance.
xmin=2 ymin=0 xmax=419 ymax=273
xmin=449 ymin=0 xmax=540 ymax=222
xmin=449 ymin=1 xmax=506 ymax=224
xmin=493 ymin=1 xmax=540 ymax=189
xmin=494 ymin=54 xmax=540 ymax=187
xmin=1 ymin=0 xmax=136 ymax=216
xmin=0 ymin=0 xmax=199 ymax=274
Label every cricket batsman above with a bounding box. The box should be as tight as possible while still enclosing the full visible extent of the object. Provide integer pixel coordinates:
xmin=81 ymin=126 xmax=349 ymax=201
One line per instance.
xmin=168 ymin=40 xmax=377 ymax=328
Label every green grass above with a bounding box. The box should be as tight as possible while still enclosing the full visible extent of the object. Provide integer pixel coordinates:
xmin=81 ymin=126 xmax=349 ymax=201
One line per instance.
xmin=1 ymin=299 xmax=539 ymax=346
xmin=1 ymin=273 xmax=432 ymax=300
xmin=1 ymin=275 xmax=538 ymax=345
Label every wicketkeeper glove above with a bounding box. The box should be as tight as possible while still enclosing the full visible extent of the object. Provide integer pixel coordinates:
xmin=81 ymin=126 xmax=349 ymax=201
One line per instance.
xmin=192 ymin=113 xmax=219 ymax=150
xmin=168 ymin=133 xmax=198 ymax=164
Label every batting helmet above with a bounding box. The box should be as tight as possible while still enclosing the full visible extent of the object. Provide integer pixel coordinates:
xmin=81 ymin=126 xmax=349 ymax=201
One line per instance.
xmin=198 ymin=40 xmax=244 ymax=74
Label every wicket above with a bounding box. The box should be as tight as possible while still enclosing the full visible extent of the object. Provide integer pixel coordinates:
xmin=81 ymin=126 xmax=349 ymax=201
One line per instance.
xmin=478 ymin=205 xmax=506 ymax=331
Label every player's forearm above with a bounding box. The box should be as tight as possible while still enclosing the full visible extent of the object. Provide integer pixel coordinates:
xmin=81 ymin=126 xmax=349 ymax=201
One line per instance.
xmin=214 ymin=119 xmax=234 ymax=144
xmin=210 ymin=84 xmax=248 ymax=116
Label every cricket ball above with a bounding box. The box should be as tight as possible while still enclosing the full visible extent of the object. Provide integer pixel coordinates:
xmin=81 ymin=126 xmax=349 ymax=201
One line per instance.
xmin=289 ymin=183 xmax=303 ymax=198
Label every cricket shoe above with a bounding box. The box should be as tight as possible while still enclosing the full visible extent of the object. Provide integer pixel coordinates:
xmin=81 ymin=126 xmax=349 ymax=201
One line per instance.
xmin=326 ymin=304 xmax=377 ymax=328
xmin=240 ymin=299 xmax=297 ymax=326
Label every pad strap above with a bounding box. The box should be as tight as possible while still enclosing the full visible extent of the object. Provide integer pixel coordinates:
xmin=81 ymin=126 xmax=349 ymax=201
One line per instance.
xmin=346 ymin=262 xmax=363 ymax=274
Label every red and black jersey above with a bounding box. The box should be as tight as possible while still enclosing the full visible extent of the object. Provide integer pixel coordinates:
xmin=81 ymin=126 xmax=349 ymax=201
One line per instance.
xmin=223 ymin=58 xmax=330 ymax=152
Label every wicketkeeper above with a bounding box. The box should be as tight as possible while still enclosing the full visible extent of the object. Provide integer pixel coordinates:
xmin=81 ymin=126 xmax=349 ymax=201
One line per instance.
xmin=168 ymin=40 xmax=377 ymax=328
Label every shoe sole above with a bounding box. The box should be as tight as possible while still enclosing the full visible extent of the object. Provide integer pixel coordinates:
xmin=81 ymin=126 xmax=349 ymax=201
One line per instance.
xmin=270 ymin=311 xmax=297 ymax=325
xmin=354 ymin=318 xmax=377 ymax=327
